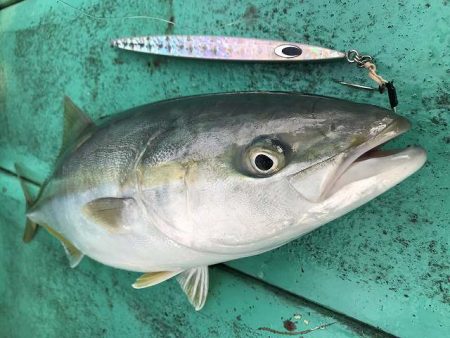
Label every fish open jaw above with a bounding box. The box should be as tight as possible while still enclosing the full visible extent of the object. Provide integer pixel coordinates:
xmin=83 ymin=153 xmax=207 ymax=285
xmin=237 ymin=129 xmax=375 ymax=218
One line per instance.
xmin=324 ymin=117 xmax=426 ymax=199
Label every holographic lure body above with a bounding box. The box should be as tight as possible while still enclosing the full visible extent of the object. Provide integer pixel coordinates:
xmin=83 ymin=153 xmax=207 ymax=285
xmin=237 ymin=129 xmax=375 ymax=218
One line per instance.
xmin=111 ymin=35 xmax=397 ymax=109
xmin=111 ymin=35 xmax=345 ymax=61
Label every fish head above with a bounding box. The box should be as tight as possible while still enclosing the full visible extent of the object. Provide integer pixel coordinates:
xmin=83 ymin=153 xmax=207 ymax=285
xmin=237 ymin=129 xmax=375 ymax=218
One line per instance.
xmin=141 ymin=94 xmax=426 ymax=256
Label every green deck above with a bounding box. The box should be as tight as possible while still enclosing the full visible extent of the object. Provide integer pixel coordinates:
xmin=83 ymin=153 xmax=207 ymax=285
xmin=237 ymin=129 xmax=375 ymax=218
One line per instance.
xmin=0 ymin=0 xmax=449 ymax=337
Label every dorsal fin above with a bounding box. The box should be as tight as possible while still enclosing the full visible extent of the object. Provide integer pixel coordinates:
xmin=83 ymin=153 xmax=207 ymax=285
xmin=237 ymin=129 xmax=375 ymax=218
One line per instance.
xmin=82 ymin=197 xmax=136 ymax=233
xmin=62 ymin=96 xmax=94 ymax=152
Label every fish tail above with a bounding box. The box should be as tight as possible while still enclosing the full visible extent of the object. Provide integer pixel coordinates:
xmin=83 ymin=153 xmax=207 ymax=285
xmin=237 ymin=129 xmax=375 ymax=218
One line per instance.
xmin=23 ymin=218 xmax=38 ymax=243
xmin=14 ymin=163 xmax=40 ymax=242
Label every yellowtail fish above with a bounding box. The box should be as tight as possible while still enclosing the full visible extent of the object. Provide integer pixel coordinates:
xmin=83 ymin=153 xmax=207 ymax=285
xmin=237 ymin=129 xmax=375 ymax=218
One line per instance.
xmin=21 ymin=92 xmax=426 ymax=310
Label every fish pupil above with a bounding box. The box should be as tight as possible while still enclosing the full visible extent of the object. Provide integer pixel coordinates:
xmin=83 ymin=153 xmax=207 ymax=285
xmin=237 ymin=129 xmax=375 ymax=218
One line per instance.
xmin=255 ymin=154 xmax=274 ymax=171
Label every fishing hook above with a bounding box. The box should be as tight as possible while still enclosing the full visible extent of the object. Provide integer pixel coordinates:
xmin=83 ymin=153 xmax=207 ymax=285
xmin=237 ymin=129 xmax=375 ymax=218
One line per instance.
xmin=335 ymin=50 xmax=398 ymax=111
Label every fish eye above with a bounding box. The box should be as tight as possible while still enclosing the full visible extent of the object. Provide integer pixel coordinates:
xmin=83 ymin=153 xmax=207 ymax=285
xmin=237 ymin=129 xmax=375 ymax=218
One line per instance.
xmin=243 ymin=138 xmax=287 ymax=177
xmin=253 ymin=153 xmax=276 ymax=172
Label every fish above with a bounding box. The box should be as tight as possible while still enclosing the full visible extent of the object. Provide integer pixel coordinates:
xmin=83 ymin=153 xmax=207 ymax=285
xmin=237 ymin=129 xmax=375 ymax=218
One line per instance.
xmin=21 ymin=92 xmax=426 ymax=310
xmin=111 ymin=35 xmax=345 ymax=61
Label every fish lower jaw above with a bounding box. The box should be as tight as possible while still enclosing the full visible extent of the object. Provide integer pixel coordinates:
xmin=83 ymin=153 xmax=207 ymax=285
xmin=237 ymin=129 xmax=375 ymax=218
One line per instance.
xmin=318 ymin=116 xmax=415 ymax=201
xmin=326 ymin=146 xmax=426 ymax=202
xmin=283 ymin=148 xmax=426 ymax=249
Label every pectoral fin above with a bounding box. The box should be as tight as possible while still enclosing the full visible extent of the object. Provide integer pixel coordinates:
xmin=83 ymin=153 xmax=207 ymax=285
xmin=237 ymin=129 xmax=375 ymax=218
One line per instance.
xmin=176 ymin=266 xmax=209 ymax=311
xmin=82 ymin=197 xmax=136 ymax=233
xmin=132 ymin=271 xmax=182 ymax=289
xmin=43 ymin=225 xmax=84 ymax=268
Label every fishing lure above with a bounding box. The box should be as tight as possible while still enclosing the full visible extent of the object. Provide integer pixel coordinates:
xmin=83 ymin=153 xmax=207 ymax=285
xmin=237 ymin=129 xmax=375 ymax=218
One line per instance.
xmin=111 ymin=35 xmax=398 ymax=110
xmin=110 ymin=35 xmax=346 ymax=61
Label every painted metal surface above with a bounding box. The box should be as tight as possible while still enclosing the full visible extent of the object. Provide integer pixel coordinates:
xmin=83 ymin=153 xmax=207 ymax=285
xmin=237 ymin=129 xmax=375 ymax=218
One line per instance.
xmin=111 ymin=35 xmax=345 ymax=61
xmin=0 ymin=0 xmax=22 ymax=10
xmin=0 ymin=0 xmax=448 ymax=337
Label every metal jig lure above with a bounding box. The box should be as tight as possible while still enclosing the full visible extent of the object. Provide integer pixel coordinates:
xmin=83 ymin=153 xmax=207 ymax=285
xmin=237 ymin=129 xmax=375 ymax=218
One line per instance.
xmin=111 ymin=35 xmax=397 ymax=110
xmin=111 ymin=35 xmax=346 ymax=61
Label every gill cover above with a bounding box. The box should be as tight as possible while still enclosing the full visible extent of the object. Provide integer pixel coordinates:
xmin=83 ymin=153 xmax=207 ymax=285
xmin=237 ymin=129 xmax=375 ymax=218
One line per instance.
xmin=136 ymin=93 xmax=403 ymax=256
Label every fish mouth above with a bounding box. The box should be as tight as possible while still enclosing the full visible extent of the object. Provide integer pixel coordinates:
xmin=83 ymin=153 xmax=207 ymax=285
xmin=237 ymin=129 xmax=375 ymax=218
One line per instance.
xmin=323 ymin=116 xmax=426 ymax=199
